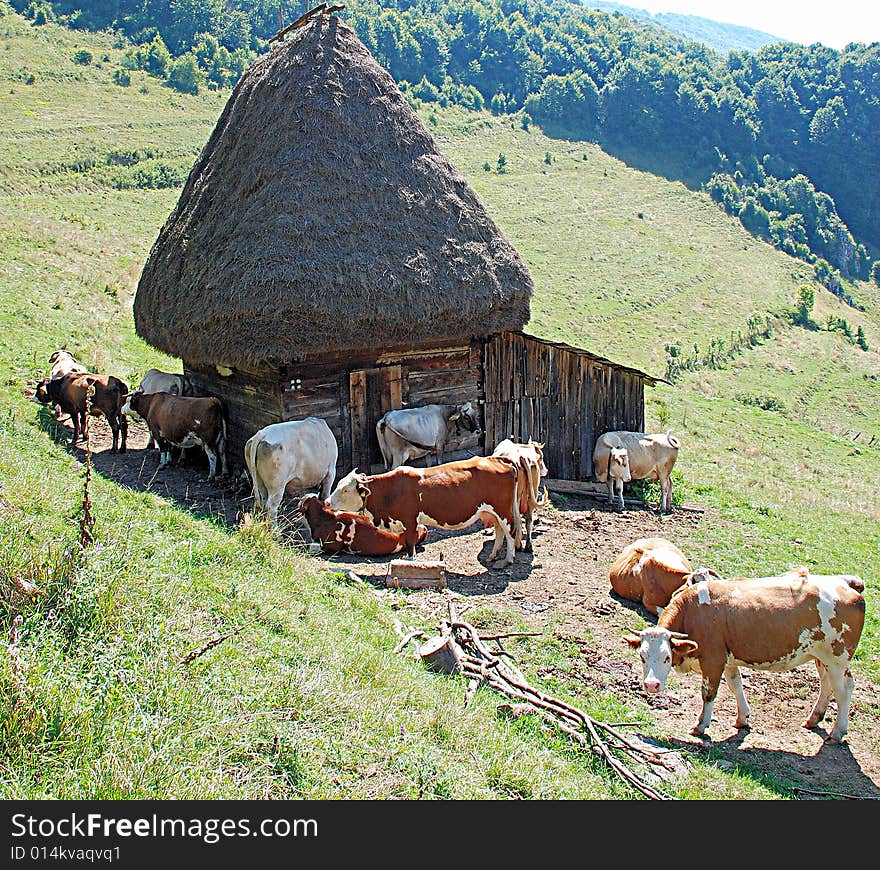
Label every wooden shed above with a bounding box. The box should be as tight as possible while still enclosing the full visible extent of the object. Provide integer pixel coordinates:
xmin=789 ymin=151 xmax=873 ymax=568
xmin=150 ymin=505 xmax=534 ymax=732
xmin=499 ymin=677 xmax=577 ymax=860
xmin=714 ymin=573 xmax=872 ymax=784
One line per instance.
xmin=133 ymin=15 xmax=658 ymax=482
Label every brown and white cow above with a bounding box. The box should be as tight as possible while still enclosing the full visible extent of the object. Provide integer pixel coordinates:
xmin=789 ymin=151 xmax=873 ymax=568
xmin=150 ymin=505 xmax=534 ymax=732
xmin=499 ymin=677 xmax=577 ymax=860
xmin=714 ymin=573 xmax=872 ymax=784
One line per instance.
xmin=47 ymin=350 xmax=88 ymax=420
xmin=593 ymin=430 xmax=680 ymax=513
xmin=35 ymin=371 xmax=128 ymax=453
xmin=299 ymin=495 xmax=428 ymax=557
xmin=328 ymin=456 xmax=521 ymax=565
xmin=625 ymin=567 xmax=866 ymax=743
xmin=122 ymin=391 xmax=227 ymax=480
xmin=491 ymin=438 xmax=549 ymax=551
xmin=609 ymin=537 xmax=719 ymax=616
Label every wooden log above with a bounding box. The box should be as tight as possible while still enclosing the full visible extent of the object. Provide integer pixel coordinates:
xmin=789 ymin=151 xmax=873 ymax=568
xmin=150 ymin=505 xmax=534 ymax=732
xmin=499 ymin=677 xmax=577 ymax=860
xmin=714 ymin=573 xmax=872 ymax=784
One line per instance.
xmin=418 ymin=635 xmax=463 ymax=674
xmin=386 ymin=559 xmax=447 ymax=590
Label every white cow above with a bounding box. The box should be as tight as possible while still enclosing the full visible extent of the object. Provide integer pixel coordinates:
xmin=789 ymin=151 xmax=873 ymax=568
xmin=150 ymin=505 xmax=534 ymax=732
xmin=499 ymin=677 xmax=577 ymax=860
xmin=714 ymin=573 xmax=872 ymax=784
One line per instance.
xmin=376 ymin=401 xmax=479 ymax=470
xmin=593 ymin=430 xmax=681 ymax=513
xmin=244 ymin=417 xmax=338 ymax=527
xmin=492 ymin=438 xmax=549 ymax=550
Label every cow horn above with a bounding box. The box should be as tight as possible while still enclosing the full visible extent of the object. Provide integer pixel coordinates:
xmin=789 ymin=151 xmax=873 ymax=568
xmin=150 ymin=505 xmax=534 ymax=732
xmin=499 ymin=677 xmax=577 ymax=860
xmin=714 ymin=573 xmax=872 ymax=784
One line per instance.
xmin=668 ymin=631 xmax=690 ymax=639
xmin=448 ymin=412 xmax=461 ymax=422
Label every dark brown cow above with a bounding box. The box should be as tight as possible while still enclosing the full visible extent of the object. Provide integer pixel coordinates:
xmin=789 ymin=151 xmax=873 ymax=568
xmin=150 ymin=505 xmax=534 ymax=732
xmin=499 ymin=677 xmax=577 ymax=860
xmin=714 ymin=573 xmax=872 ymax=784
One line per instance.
xmin=122 ymin=391 xmax=227 ymax=480
xmin=35 ymin=372 xmax=128 ymax=453
xmin=299 ymin=495 xmax=428 ymax=557
xmin=328 ymin=457 xmax=521 ymax=565
xmin=625 ymin=567 xmax=865 ymax=743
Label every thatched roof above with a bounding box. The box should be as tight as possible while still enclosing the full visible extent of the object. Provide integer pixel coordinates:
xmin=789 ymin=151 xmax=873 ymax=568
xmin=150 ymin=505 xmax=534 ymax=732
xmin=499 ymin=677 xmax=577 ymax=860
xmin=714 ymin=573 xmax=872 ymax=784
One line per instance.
xmin=134 ymin=15 xmax=533 ymax=369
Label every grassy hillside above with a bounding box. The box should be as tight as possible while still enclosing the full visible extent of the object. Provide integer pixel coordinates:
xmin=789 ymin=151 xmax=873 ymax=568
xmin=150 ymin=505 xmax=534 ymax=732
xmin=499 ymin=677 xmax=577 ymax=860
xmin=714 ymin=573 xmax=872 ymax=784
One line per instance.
xmin=1 ymin=7 xmax=877 ymax=799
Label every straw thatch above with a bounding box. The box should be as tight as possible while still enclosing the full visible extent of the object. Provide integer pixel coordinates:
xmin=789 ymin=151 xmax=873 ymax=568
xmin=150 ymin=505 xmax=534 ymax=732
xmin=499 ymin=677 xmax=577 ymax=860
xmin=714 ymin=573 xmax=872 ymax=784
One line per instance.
xmin=134 ymin=15 xmax=533 ymax=369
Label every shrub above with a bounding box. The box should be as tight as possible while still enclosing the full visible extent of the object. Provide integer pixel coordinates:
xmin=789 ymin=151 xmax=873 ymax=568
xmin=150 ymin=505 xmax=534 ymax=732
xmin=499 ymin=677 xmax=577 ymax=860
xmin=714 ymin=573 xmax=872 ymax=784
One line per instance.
xmin=856 ymin=325 xmax=869 ymax=351
xmin=736 ymin=393 xmax=787 ymax=413
xmin=496 ymin=153 xmax=507 ymax=174
xmin=872 ymin=261 xmax=880 ymax=286
xmin=112 ymin=68 xmax=130 ymax=87
xmin=168 ymin=53 xmax=203 ymax=95
xmin=71 ymin=49 xmax=92 ymax=66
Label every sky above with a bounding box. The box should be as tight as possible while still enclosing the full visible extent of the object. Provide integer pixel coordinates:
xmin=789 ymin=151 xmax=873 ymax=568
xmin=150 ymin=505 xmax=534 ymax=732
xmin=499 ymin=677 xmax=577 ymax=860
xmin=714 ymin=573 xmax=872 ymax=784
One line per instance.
xmin=614 ymin=1 xmax=880 ymax=50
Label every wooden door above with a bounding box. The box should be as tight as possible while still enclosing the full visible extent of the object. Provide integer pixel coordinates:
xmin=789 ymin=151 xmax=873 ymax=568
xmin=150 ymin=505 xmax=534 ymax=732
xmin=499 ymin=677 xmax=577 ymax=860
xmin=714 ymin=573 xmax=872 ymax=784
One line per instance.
xmin=349 ymin=365 xmax=403 ymax=473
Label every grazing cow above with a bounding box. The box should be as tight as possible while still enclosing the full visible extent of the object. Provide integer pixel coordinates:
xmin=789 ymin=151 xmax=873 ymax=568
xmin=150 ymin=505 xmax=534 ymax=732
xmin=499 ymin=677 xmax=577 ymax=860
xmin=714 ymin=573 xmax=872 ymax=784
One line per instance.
xmin=328 ymin=456 xmax=520 ymax=565
xmin=593 ymin=430 xmax=681 ymax=513
xmin=299 ymin=494 xmax=428 ymax=557
xmin=625 ymin=567 xmax=866 ymax=743
xmin=609 ymin=537 xmax=719 ymax=616
xmin=122 ymin=391 xmax=227 ymax=480
xmin=376 ymin=401 xmax=480 ymax=470
xmin=492 ymin=438 xmax=549 ymax=551
xmin=136 ymin=369 xmax=195 ymax=450
xmin=47 ymin=350 xmax=88 ymax=420
xmin=35 ymin=372 xmax=128 ymax=453
xmin=244 ymin=418 xmax=338 ymax=527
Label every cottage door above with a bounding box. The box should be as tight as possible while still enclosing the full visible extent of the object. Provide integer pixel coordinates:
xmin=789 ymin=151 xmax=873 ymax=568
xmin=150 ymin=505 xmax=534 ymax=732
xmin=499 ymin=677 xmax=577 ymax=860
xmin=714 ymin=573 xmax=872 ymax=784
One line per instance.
xmin=348 ymin=365 xmax=403 ymax=473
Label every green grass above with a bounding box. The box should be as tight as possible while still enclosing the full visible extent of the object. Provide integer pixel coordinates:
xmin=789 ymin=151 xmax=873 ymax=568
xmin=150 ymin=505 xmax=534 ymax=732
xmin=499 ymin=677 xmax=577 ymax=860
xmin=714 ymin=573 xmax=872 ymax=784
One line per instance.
xmin=1 ymin=6 xmax=877 ymax=799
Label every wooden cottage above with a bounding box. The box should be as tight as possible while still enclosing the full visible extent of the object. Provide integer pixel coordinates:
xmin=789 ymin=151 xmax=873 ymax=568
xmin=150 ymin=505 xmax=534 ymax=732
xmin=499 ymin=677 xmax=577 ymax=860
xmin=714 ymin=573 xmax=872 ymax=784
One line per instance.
xmin=133 ymin=15 xmax=658 ymax=482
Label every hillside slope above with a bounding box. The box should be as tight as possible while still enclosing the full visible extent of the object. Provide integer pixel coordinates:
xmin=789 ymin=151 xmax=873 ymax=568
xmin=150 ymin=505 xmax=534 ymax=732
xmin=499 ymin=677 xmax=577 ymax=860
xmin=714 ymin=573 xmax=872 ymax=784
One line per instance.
xmin=582 ymin=1 xmax=783 ymax=53
xmin=1 ymin=10 xmax=877 ymax=798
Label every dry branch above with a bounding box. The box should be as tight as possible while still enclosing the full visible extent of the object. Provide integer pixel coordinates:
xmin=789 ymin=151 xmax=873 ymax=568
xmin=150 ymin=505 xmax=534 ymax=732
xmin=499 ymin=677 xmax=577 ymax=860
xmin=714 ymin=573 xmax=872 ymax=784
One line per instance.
xmin=398 ymin=601 xmax=680 ymax=800
xmin=180 ymin=627 xmax=242 ymax=665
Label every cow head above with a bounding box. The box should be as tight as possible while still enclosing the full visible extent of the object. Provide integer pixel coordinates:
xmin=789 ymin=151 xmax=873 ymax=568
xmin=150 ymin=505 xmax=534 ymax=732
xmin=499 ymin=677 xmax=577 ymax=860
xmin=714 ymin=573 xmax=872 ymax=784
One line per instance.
xmin=527 ymin=439 xmax=549 ymax=476
xmin=609 ymin=446 xmax=631 ymax=482
xmin=625 ymin=627 xmax=699 ymax=693
xmin=327 ymin=469 xmax=371 ymax=513
xmin=120 ymin=389 xmax=145 ymax=418
xmin=684 ymin=567 xmax=723 ymax=586
xmin=449 ymin=401 xmax=479 ymax=436
xmin=34 ymin=377 xmax=53 ymax=405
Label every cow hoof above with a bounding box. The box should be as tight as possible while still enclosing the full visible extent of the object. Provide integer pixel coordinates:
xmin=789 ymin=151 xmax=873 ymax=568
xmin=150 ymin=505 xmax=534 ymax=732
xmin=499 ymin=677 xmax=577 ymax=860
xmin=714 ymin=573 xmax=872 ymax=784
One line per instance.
xmin=690 ymin=726 xmax=709 ymax=739
xmin=803 ymin=716 xmax=822 ymax=729
xmin=825 ymin=733 xmax=846 ymax=745
xmin=735 ymin=720 xmax=751 ymax=730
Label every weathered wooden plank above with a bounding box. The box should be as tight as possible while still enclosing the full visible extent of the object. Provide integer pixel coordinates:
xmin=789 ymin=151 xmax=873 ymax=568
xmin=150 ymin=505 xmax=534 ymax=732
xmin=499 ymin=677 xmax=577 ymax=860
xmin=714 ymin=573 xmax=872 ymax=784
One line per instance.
xmin=383 ymin=365 xmax=403 ymax=412
xmin=349 ymin=370 xmax=370 ymax=473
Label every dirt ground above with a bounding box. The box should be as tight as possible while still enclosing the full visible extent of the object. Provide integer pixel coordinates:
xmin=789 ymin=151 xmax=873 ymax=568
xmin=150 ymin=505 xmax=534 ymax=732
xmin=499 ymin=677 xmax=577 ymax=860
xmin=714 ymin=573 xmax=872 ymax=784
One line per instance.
xmin=67 ymin=414 xmax=880 ymax=799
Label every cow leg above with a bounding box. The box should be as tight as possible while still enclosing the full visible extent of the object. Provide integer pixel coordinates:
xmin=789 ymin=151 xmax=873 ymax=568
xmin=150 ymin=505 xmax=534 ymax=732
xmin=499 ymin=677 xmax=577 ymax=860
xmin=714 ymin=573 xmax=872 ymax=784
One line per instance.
xmin=403 ymin=521 xmax=422 ymax=558
xmin=205 ymin=447 xmax=218 ymax=480
xmin=522 ymin=510 xmax=533 ymax=551
xmin=158 ymin=440 xmax=172 ymax=470
xmin=824 ymin=663 xmax=854 ymax=743
xmin=724 ymin=664 xmax=751 ymax=729
xmin=660 ymin=475 xmax=672 ymax=513
xmin=606 ymin=478 xmax=614 ymax=508
xmin=265 ymin=488 xmax=284 ymax=529
xmin=319 ymin=469 xmax=336 ymax=502
xmin=488 ymin=513 xmax=515 ymax=567
xmin=805 ymin=659 xmax=834 ymax=729
xmin=692 ymin=670 xmax=723 ymax=737
xmin=108 ymin=417 xmax=119 ymax=453
xmin=118 ymin=413 xmax=127 ymax=453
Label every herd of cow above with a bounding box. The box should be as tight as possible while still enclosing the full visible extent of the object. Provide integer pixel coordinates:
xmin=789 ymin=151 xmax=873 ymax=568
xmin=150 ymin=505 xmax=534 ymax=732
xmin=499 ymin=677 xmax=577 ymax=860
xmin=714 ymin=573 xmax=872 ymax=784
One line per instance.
xmin=32 ymin=351 xmax=867 ymax=744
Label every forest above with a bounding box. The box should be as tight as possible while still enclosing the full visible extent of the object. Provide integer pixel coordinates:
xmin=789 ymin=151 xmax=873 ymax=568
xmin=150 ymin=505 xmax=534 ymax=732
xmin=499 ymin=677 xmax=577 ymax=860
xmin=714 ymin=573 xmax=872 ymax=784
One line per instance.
xmin=12 ymin=0 xmax=880 ymax=281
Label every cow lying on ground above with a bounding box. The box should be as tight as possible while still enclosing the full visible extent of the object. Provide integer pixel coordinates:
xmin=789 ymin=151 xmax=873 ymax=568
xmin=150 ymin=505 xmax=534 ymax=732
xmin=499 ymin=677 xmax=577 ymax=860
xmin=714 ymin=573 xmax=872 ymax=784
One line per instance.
xmin=625 ymin=567 xmax=865 ymax=743
xmin=609 ymin=537 xmax=719 ymax=616
xmin=299 ymin=495 xmax=428 ymax=556
xmin=136 ymin=368 xmax=195 ymax=450
xmin=593 ymin=430 xmax=681 ymax=513
xmin=47 ymin=350 xmax=88 ymax=420
xmin=122 ymin=391 xmax=226 ymax=480
xmin=491 ymin=438 xmax=548 ymax=551
xmin=376 ymin=401 xmax=480 ymax=470
xmin=244 ymin=418 xmax=338 ymax=527
xmin=328 ymin=456 xmax=520 ymax=565
xmin=35 ymin=372 xmax=128 ymax=452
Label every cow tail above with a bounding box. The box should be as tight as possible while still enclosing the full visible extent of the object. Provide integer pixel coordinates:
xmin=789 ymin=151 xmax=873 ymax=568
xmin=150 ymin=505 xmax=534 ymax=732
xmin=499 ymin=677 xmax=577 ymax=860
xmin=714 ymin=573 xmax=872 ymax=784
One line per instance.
xmin=244 ymin=436 xmax=267 ymax=510
xmin=510 ymin=465 xmax=522 ymax=546
xmin=376 ymin=419 xmax=391 ymax=469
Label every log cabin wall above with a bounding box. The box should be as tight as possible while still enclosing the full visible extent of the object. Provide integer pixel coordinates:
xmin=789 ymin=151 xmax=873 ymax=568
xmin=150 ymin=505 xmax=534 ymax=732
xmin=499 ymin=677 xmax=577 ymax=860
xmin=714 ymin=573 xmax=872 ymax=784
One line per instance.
xmin=482 ymin=332 xmax=650 ymax=481
xmin=185 ymin=362 xmax=283 ymax=471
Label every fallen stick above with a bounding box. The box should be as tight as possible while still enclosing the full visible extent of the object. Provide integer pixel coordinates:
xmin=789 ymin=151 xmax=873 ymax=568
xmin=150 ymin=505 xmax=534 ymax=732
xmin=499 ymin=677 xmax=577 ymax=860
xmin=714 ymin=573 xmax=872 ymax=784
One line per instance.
xmin=180 ymin=627 xmax=242 ymax=665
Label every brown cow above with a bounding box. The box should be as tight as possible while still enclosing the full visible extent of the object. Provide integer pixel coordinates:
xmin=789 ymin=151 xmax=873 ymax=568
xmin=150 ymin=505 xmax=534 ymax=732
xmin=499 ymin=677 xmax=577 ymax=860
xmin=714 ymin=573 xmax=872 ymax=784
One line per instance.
xmin=35 ymin=372 xmax=128 ymax=453
xmin=625 ymin=567 xmax=865 ymax=743
xmin=328 ymin=456 xmax=521 ymax=565
xmin=121 ymin=391 xmax=227 ymax=480
xmin=299 ymin=495 xmax=428 ymax=557
xmin=609 ymin=537 xmax=718 ymax=616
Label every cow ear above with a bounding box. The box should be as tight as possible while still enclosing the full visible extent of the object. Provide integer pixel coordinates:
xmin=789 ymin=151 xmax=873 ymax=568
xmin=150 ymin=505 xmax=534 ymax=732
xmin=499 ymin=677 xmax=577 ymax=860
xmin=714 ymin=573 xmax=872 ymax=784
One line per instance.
xmin=448 ymin=412 xmax=461 ymax=422
xmin=670 ymin=638 xmax=698 ymax=661
xmin=623 ymin=634 xmax=642 ymax=648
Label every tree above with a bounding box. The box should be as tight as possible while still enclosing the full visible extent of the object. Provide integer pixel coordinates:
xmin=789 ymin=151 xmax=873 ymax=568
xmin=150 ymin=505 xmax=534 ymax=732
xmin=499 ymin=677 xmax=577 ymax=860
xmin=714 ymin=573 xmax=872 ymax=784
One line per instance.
xmin=794 ymin=284 xmax=815 ymax=327
xmin=168 ymin=52 xmax=203 ymax=94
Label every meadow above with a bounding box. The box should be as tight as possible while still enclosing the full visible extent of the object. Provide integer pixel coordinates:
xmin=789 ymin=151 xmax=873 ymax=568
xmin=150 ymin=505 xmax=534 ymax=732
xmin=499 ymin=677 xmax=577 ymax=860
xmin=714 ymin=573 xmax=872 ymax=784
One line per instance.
xmin=1 ymin=6 xmax=877 ymax=798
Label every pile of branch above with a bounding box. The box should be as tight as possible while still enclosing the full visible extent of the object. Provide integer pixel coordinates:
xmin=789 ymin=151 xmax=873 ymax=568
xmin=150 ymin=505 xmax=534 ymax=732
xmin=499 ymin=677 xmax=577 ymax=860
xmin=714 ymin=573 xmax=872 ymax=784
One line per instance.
xmin=396 ymin=601 xmax=681 ymax=800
